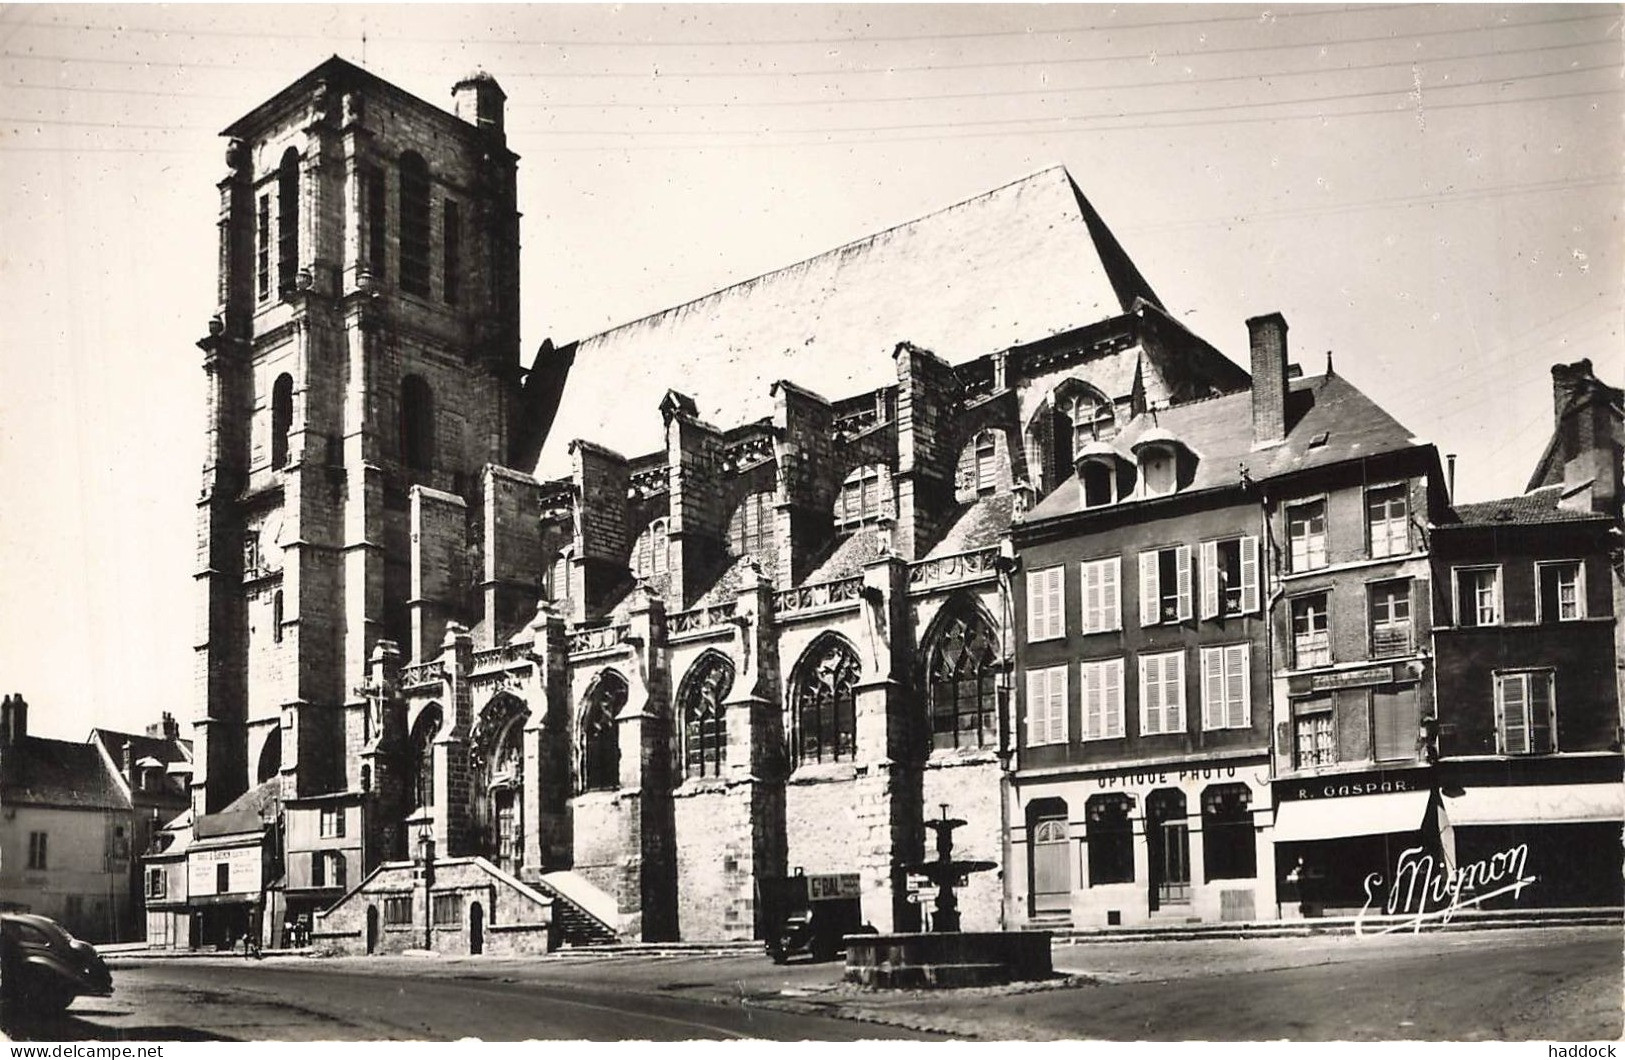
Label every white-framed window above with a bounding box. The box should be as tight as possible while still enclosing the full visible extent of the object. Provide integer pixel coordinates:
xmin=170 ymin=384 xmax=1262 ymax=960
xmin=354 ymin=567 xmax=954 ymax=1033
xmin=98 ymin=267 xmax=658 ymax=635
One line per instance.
xmin=1366 ymin=483 xmax=1410 ymax=558
xmin=1453 ymin=566 xmax=1502 ymax=627
xmin=1290 ymin=593 xmax=1331 ymax=669
xmin=1495 ymin=670 xmax=1556 ymax=755
xmin=1079 ymin=458 xmax=1118 ymax=508
xmin=1138 ymin=650 xmax=1186 ymax=736
xmin=1537 ymin=561 xmax=1585 ymax=623
xmin=1369 ymin=579 xmax=1413 ymax=657
xmin=319 ymin=806 xmax=345 ymax=839
xmin=1200 ymin=644 xmax=1251 ymax=730
xmin=1080 ymin=658 xmax=1125 ymax=741
xmin=1027 ymin=565 xmax=1065 ymax=642
xmin=974 ymin=431 xmax=998 ymax=496
xmin=1079 ymin=557 xmax=1122 ymax=634
xmin=1287 ymin=499 xmax=1328 ymax=572
xmin=1025 ymin=665 xmax=1069 ymax=747
xmin=1200 ymin=536 xmax=1260 ymax=619
xmin=1292 ymin=696 xmax=1335 ymax=769
xmin=1139 ymin=545 xmax=1193 ymax=626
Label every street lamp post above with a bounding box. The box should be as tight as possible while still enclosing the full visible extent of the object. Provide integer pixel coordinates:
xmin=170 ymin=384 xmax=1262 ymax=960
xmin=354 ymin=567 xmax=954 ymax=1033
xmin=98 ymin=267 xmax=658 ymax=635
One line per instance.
xmin=413 ymin=815 xmax=436 ymax=952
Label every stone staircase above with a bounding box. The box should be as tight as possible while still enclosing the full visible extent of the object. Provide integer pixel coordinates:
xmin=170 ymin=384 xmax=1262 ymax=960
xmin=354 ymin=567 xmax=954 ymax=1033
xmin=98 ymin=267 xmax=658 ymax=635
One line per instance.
xmin=531 ymin=871 xmax=621 ymax=947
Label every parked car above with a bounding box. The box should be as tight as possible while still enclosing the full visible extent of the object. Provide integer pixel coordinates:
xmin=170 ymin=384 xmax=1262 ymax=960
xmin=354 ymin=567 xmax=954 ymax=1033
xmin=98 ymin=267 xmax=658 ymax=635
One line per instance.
xmin=1 ymin=913 xmax=114 ymax=1016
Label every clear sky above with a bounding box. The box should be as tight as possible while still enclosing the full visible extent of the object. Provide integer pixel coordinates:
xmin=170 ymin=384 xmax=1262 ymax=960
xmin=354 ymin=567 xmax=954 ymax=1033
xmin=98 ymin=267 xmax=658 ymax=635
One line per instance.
xmin=1 ymin=3 xmax=1619 ymax=740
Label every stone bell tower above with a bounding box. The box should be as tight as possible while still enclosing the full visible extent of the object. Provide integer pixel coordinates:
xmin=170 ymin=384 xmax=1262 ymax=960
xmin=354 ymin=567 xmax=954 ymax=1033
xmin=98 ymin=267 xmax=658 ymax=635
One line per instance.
xmin=190 ymin=57 xmax=523 ymax=821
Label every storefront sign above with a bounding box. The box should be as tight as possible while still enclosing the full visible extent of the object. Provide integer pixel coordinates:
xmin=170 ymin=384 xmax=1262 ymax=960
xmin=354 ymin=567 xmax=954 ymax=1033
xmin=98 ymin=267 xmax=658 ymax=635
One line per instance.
xmin=1356 ymin=843 xmax=1536 ymax=935
xmin=188 ymin=845 xmax=263 ymax=898
xmin=1309 ymin=665 xmax=1395 ymax=691
xmin=1094 ymin=764 xmax=1240 ymax=790
xmin=1279 ymin=769 xmax=1424 ymax=802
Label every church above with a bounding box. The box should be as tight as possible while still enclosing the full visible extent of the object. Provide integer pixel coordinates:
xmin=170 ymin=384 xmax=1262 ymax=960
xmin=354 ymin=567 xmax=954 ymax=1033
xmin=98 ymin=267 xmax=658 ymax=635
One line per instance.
xmin=147 ymin=55 xmax=1279 ymax=953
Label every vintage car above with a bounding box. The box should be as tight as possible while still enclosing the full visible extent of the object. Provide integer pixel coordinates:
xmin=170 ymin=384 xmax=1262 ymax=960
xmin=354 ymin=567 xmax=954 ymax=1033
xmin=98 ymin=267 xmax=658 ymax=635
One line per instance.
xmin=763 ymin=870 xmax=875 ymax=963
xmin=1 ymin=913 xmax=114 ymax=1016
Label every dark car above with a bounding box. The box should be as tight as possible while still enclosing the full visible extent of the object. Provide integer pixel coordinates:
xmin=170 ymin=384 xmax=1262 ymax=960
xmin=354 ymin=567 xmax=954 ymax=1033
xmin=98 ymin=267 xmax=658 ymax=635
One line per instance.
xmin=1 ymin=913 xmax=114 ymax=1016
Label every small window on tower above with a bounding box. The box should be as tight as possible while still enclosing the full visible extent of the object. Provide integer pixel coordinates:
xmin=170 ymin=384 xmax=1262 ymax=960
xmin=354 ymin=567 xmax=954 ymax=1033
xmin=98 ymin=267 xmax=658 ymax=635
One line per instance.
xmin=443 ymin=199 xmax=461 ymax=306
xmin=974 ymin=432 xmax=998 ymax=495
xmin=277 ymin=148 xmax=300 ymax=296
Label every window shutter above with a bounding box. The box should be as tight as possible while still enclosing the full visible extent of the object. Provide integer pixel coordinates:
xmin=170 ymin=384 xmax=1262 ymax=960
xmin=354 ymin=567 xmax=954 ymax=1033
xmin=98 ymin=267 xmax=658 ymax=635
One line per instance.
xmin=1105 ymin=659 xmax=1124 ymax=738
xmin=1140 ymin=552 xmax=1159 ymax=627
xmin=1176 ymin=545 xmax=1194 ymax=621
xmin=1202 ymin=648 xmax=1223 ymax=730
xmin=1139 ymin=655 xmax=1159 ymax=735
xmin=1200 ymin=540 xmax=1219 ymax=619
xmin=1048 ymin=568 xmax=1065 ymax=640
xmin=1240 ymin=536 xmax=1260 ymax=614
xmin=1026 ymin=670 xmax=1046 ymax=746
xmin=1026 ymin=572 xmax=1045 ymax=641
xmin=1166 ymin=651 xmax=1186 ymax=732
xmin=1226 ymin=644 xmax=1250 ymax=728
xmin=1083 ymin=663 xmax=1103 ymax=740
xmin=1103 ymin=557 xmax=1121 ymax=632
xmin=1049 ymin=667 xmax=1069 ymax=744
xmin=1082 ymin=561 xmax=1102 ymax=633
xmin=1499 ymin=675 xmax=1528 ymax=754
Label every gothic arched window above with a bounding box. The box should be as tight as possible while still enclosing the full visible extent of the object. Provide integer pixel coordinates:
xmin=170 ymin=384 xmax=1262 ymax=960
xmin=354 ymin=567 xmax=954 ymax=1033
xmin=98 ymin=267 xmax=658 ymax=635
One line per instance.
xmin=399 ymin=151 xmax=431 ymax=297
xmin=257 ymin=725 xmax=282 ymax=784
xmin=726 ymin=491 xmax=775 ymax=562
xmin=408 ymin=704 xmax=442 ymax=811
xmin=631 ymin=518 xmax=670 ymax=580
xmin=789 ymin=635 xmax=859 ymax=768
xmin=277 ymin=148 xmax=300 ymax=296
xmin=401 ymin=374 xmax=434 ymax=471
xmin=271 ymin=373 xmax=294 ymax=470
xmin=581 ymin=670 xmax=629 ymax=791
xmin=679 ymin=653 xmax=734 ymax=779
xmin=1044 ymin=380 xmax=1116 ymax=487
xmin=925 ymin=606 xmax=999 ymax=751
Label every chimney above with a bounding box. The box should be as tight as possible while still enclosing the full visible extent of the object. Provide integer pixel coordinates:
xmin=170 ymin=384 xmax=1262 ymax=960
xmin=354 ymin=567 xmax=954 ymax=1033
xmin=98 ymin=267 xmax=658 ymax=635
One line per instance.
xmin=1446 ymin=454 xmax=1457 ymax=504
xmin=1247 ymin=313 xmax=1290 ymax=447
xmin=1552 ymin=359 xmax=1591 ymax=423
xmin=122 ymin=740 xmax=136 ymax=788
xmin=452 ymin=71 xmax=506 ymax=136
xmin=1 ymin=694 xmax=26 ymax=745
xmin=164 ymin=711 xmax=179 ymax=743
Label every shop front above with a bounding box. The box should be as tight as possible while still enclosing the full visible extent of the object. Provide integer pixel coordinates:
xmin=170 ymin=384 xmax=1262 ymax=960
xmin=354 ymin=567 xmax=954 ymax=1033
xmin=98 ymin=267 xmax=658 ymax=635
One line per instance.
xmin=185 ymin=836 xmax=266 ymax=950
xmin=1014 ymin=756 xmax=1276 ymax=928
xmin=1271 ymin=765 xmax=1438 ymax=917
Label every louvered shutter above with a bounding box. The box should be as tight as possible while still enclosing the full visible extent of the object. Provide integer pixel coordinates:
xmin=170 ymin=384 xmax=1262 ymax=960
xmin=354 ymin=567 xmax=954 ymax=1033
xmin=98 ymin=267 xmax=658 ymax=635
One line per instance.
xmin=1026 ymin=573 xmax=1044 ymax=642
xmin=1103 ymin=557 xmax=1121 ymax=632
xmin=1139 ymin=552 xmax=1159 ymax=627
xmin=1225 ymin=644 xmax=1250 ymax=728
xmin=1139 ymin=655 xmax=1160 ymax=735
xmin=1082 ymin=561 xmax=1102 ymax=633
xmin=1048 ymin=667 xmax=1068 ymax=744
xmin=1498 ymin=675 xmax=1526 ymax=754
xmin=1202 ymin=647 xmax=1223 ymax=730
xmin=1104 ymin=659 xmax=1124 ymax=738
xmin=1166 ymin=651 xmax=1186 ymax=732
xmin=1082 ymin=663 xmax=1102 ymax=740
xmin=1025 ymin=670 xmax=1047 ymax=746
xmin=1048 ymin=568 xmax=1065 ymax=640
xmin=1200 ymin=541 xmax=1219 ymax=619
xmin=1176 ymin=545 xmax=1194 ymax=621
xmin=1529 ymin=674 xmax=1553 ymax=753
xmin=1240 ymin=535 xmax=1260 ymax=614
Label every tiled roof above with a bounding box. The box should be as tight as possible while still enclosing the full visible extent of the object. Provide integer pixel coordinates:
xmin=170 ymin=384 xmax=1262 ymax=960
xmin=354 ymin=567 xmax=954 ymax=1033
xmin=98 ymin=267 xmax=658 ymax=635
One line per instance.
xmin=925 ymin=493 xmax=1017 ymax=559
xmin=1024 ymin=373 xmax=1423 ymax=524
xmin=533 ymin=166 xmax=1166 ymax=477
xmin=1449 ymin=485 xmax=1609 ymax=527
xmin=194 ymin=778 xmax=280 ymax=839
xmin=1 ymin=736 xmax=129 ymax=811
xmin=802 ymin=526 xmax=886 ymax=585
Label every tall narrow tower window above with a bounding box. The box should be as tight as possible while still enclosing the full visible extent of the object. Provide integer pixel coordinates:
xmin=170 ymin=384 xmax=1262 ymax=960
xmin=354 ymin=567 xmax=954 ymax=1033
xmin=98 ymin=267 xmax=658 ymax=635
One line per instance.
xmin=365 ymin=167 xmax=386 ymax=281
xmin=443 ymin=199 xmax=461 ymax=306
xmin=271 ymin=373 xmax=293 ymax=470
xmin=401 ymin=375 xmax=434 ymax=471
xmin=276 ymin=148 xmax=300 ymax=296
xmin=399 ymin=152 xmax=431 ymax=297
xmin=256 ymin=194 xmax=270 ymax=301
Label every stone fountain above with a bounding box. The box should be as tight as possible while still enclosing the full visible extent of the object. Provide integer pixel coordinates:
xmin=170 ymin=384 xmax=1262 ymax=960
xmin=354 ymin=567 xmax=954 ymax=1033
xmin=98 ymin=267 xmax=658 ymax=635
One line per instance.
xmin=844 ymin=805 xmax=1054 ymax=989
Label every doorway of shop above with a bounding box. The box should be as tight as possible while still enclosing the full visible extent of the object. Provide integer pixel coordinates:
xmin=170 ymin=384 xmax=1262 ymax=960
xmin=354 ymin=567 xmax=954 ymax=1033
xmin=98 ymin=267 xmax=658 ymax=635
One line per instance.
xmin=1147 ymin=788 xmax=1191 ymax=911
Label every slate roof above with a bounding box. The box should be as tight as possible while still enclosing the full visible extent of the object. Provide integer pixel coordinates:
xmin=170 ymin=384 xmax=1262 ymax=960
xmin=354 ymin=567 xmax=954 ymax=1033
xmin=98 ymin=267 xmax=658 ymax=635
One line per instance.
xmin=1024 ymin=373 xmax=1422 ymax=524
xmin=1 ymin=736 xmax=129 ymax=811
xmin=1449 ymin=485 xmax=1609 ymax=527
xmin=88 ymin=728 xmax=193 ymax=801
xmin=803 ymin=526 xmax=887 ymax=584
xmin=194 ymin=778 xmax=280 ymax=839
xmin=533 ymin=166 xmax=1166 ymax=477
xmin=925 ymin=493 xmax=1018 ymax=559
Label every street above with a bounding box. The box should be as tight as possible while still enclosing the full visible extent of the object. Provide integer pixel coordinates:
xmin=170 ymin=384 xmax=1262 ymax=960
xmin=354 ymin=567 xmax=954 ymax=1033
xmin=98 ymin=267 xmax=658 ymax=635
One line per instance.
xmin=1 ymin=926 xmax=1618 ymax=1041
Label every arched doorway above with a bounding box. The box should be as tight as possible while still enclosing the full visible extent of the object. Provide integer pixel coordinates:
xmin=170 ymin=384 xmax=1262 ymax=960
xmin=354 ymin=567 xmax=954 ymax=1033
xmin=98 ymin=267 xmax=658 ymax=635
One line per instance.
xmin=1147 ymin=788 xmax=1191 ymax=911
xmin=1026 ymin=798 xmax=1071 ymax=917
xmin=469 ymin=902 xmax=484 ymax=955
xmin=365 ymin=905 xmax=379 ymax=955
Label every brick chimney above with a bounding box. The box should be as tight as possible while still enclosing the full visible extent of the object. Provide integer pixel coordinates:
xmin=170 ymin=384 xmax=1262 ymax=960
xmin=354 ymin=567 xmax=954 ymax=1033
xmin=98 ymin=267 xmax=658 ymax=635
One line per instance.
xmin=1 ymin=694 xmax=26 ymax=746
xmin=1247 ymin=313 xmax=1290 ymax=447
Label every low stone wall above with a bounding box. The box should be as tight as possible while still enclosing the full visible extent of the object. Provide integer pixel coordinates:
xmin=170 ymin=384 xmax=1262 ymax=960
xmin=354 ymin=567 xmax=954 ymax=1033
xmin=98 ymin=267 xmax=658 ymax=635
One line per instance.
xmin=844 ymin=931 xmax=1053 ymax=989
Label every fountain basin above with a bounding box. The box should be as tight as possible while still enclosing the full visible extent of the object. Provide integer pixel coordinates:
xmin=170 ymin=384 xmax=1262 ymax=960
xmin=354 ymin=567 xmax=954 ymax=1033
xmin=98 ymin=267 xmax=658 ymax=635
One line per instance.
xmin=843 ymin=931 xmax=1053 ymax=989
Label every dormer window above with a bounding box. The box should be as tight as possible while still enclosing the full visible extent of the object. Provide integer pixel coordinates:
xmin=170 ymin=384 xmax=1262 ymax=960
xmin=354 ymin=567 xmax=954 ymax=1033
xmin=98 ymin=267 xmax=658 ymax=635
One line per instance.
xmin=1131 ymin=428 xmax=1192 ymax=499
xmin=1074 ymin=441 xmax=1131 ymax=509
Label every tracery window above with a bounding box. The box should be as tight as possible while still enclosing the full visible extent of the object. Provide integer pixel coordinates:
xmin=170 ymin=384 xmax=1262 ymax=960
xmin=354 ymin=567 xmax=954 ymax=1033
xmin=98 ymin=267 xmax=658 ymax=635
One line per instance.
xmin=925 ymin=607 xmax=999 ymax=751
xmin=631 ymin=518 xmax=671 ymax=579
xmin=277 ymin=148 xmax=300 ymax=295
xmin=679 ymin=653 xmax=734 ymax=779
xmin=789 ymin=636 xmax=859 ymax=767
xmin=581 ymin=671 xmax=629 ymax=791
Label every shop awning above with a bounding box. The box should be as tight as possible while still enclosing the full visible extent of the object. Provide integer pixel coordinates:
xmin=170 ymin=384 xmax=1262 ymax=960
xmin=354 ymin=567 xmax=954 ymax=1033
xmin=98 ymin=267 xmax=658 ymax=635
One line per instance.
xmin=1272 ymin=791 xmax=1431 ymax=843
xmin=1441 ymin=784 xmax=1622 ymax=826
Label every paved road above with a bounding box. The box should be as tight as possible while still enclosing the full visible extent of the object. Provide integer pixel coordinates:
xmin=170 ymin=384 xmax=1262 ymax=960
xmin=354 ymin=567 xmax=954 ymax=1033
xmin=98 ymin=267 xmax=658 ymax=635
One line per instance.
xmin=3 ymin=959 xmax=935 ymax=1041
